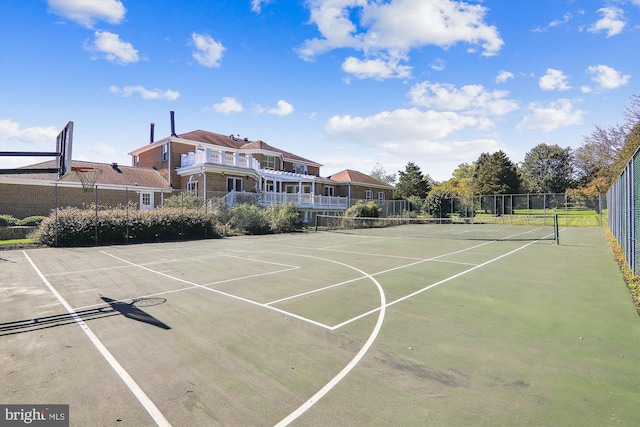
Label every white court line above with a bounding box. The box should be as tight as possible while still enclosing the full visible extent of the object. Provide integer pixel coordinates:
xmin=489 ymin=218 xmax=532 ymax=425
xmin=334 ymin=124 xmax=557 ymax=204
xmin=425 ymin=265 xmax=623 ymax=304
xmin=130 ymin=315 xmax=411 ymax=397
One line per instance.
xmin=331 ymin=239 xmax=541 ymax=330
xmin=100 ymin=251 xmax=332 ymax=330
xmin=264 ymin=241 xmax=491 ymax=306
xmin=22 ymin=251 xmax=171 ymax=427
xmin=272 ymin=255 xmax=387 ymax=427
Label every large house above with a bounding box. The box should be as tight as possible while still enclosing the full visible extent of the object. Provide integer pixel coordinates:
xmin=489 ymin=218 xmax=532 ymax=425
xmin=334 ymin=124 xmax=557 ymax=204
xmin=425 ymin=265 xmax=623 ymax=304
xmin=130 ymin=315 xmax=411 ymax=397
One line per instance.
xmin=0 ymin=119 xmax=394 ymax=222
xmin=128 ymin=124 xmax=394 ymax=222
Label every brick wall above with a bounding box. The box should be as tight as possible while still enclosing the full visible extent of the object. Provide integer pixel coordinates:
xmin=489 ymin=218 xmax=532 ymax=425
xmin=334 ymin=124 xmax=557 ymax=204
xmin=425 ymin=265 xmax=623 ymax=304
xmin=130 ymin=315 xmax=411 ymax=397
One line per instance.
xmin=0 ymin=183 xmax=164 ymax=218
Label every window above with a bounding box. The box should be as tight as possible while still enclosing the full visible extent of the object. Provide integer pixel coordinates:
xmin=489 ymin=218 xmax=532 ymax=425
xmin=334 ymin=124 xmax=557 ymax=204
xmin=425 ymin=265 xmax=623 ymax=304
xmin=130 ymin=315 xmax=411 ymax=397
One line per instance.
xmin=134 ymin=155 xmax=140 ymax=167
xmin=263 ymin=155 xmax=276 ymax=170
xmin=265 ymin=182 xmax=275 ymax=192
xmin=140 ymin=192 xmax=154 ymax=211
xmin=187 ymin=176 xmax=198 ymax=194
xmin=378 ymin=191 xmax=385 ymax=203
xmin=293 ymin=164 xmax=308 ymax=174
xmin=227 ymin=177 xmax=242 ymax=192
xmin=365 ymin=189 xmax=373 ymax=200
xmin=162 ymin=144 xmax=168 ymax=162
xmin=325 ymin=186 xmax=335 ymax=197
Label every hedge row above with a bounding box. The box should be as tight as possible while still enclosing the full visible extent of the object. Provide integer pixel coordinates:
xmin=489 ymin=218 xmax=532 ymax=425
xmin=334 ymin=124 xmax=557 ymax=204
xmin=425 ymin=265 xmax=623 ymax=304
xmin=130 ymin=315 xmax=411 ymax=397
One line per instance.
xmin=28 ymin=203 xmax=303 ymax=246
xmin=0 ymin=214 xmax=47 ymax=227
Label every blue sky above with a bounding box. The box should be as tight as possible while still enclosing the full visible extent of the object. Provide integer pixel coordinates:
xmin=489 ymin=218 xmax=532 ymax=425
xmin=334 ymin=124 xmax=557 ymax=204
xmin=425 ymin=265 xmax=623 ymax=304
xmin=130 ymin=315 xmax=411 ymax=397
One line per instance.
xmin=0 ymin=0 xmax=638 ymax=181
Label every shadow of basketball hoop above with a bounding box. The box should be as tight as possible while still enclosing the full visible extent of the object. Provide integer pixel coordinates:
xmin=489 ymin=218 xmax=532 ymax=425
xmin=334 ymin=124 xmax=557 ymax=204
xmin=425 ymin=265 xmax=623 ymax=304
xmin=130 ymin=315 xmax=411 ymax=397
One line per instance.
xmin=100 ymin=296 xmax=171 ymax=330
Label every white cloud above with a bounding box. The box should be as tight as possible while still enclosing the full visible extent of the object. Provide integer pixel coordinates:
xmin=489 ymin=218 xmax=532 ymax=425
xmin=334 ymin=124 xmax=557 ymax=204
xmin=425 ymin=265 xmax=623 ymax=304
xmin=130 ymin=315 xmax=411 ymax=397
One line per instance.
xmin=323 ymin=109 xmax=502 ymax=169
xmin=251 ymin=0 xmax=272 ymax=13
xmin=516 ymin=99 xmax=585 ymax=132
xmin=539 ymin=68 xmax=571 ymax=91
xmin=341 ymin=56 xmax=412 ymax=80
xmin=408 ymin=81 xmax=518 ymax=117
xmin=208 ymin=97 xmax=244 ymax=114
xmin=268 ymin=100 xmax=294 ymax=116
xmin=549 ymin=12 xmax=573 ymax=28
xmin=430 ymin=58 xmax=445 ymax=71
xmin=85 ymin=31 xmax=139 ymax=64
xmin=325 ymin=108 xmax=487 ymax=143
xmin=495 ymin=70 xmax=514 ymax=83
xmin=109 ymin=85 xmax=180 ymax=100
xmin=47 ymin=0 xmax=126 ymax=28
xmin=589 ymin=7 xmax=626 ymax=37
xmin=298 ymin=0 xmax=503 ymax=80
xmin=191 ymin=33 xmax=225 ymax=68
xmin=0 ymin=119 xmax=58 ymax=147
xmin=587 ymin=64 xmax=631 ymax=90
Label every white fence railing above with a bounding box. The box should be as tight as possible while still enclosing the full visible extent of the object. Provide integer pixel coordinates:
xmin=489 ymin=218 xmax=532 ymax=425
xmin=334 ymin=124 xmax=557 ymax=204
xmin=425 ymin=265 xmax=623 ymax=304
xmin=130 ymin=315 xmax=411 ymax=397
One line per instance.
xmin=180 ymin=149 xmax=260 ymax=171
xmin=222 ymin=191 xmax=348 ymax=209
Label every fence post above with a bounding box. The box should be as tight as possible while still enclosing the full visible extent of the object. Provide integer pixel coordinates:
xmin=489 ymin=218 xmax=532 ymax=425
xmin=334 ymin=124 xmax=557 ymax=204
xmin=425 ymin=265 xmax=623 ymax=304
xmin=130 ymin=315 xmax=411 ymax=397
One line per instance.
xmin=94 ymin=185 xmax=98 ymax=245
xmin=54 ymin=183 xmax=59 ymax=247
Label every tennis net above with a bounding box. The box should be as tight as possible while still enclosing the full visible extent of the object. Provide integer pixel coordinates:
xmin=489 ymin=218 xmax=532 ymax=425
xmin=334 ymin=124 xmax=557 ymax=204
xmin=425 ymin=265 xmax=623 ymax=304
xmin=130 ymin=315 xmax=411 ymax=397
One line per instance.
xmin=315 ymin=214 xmax=559 ymax=243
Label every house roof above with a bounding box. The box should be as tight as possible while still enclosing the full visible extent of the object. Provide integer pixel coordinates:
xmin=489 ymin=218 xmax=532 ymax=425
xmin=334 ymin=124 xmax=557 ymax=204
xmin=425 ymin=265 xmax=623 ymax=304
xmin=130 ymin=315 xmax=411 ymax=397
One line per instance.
xmin=130 ymin=129 xmax=322 ymax=167
xmin=0 ymin=160 xmax=171 ymax=189
xmin=241 ymin=140 xmax=321 ymax=167
xmin=329 ymin=169 xmax=394 ymax=188
xmin=176 ymin=130 xmax=246 ymax=149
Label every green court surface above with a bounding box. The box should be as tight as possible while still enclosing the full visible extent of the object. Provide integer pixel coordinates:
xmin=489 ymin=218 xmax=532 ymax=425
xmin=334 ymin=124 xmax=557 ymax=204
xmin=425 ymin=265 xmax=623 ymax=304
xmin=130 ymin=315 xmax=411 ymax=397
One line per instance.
xmin=1 ymin=227 xmax=638 ymax=426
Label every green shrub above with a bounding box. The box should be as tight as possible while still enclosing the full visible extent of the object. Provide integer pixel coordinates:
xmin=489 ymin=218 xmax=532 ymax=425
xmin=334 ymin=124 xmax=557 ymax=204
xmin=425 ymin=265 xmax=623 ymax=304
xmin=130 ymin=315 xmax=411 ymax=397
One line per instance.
xmin=266 ymin=203 xmax=302 ymax=233
xmin=0 ymin=214 xmax=18 ymax=226
xmin=17 ymin=216 xmax=47 ymax=226
xmin=162 ymin=192 xmax=205 ymax=209
xmin=228 ymin=204 xmax=270 ymax=235
xmin=30 ymin=206 xmax=221 ymax=246
xmin=345 ymin=201 xmax=381 ymax=218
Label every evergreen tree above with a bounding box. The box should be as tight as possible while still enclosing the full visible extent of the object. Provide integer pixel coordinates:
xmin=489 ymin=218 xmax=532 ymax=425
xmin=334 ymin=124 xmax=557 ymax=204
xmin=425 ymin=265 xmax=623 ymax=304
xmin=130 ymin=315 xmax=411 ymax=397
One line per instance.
xmin=520 ymin=143 xmax=575 ymax=193
xmin=394 ymin=162 xmax=431 ymax=199
xmin=474 ymin=151 xmax=520 ymax=195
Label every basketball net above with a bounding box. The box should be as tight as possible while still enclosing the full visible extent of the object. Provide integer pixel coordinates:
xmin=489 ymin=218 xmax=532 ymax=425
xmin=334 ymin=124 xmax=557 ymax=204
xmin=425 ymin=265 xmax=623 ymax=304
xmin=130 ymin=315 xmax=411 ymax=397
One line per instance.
xmin=72 ymin=167 xmax=102 ymax=192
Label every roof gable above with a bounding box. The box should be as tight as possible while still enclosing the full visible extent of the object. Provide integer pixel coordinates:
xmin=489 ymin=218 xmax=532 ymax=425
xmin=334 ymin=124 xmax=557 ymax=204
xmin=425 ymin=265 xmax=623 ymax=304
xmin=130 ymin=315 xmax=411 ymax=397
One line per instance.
xmin=329 ymin=169 xmax=393 ymax=188
xmin=177 ymin=130 xmax=245 ymax=149
xmin=1 ymin=160 xmax=170 ymax=189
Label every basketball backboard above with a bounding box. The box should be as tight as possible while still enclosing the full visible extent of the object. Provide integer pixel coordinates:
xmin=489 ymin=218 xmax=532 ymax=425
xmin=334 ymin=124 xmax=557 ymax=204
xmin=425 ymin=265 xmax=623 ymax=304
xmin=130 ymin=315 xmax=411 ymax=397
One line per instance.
xmin=55 ymin=121 xmax=74 ymax=179
xmin=0 ymin=120 xmax=73 ymax=179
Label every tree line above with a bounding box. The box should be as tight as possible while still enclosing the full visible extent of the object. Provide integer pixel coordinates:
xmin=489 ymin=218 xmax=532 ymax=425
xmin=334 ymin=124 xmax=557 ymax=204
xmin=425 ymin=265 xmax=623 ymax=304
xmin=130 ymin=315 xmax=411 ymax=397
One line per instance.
xmin=371 ymin=95 xmax=640 ymax=202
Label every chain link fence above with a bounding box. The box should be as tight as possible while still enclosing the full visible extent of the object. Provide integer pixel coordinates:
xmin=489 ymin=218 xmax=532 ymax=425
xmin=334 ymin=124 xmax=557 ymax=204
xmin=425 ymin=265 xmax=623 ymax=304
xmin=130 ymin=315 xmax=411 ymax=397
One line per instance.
xmin=398 ymin=192 xmax=605 ymax=226
xmin=607 ymin=147 xmax=640 ymax=275
xmin=1 ymin=182 xmax=606 ymax=245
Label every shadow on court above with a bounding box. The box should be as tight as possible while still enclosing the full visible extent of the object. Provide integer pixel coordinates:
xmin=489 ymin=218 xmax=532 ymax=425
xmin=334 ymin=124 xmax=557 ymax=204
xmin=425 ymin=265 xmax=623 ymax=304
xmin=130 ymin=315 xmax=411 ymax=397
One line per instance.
xmin=0 ymin=296 xmax=170 ymax=336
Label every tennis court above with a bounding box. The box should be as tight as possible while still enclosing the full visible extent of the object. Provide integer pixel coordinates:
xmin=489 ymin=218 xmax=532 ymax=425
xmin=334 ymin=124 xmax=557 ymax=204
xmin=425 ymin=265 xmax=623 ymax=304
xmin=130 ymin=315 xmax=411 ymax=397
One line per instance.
xmin=1 ymin=225 xmax=639 ymax=426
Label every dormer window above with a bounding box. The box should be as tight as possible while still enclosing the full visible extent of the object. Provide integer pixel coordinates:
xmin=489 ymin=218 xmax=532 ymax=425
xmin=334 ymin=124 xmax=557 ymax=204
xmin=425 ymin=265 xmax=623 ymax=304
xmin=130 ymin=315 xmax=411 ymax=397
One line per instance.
xmin=263 ymin=155 xmax=276 ymax=170
xmin=293 ymin=164 xmax=308 ymax=174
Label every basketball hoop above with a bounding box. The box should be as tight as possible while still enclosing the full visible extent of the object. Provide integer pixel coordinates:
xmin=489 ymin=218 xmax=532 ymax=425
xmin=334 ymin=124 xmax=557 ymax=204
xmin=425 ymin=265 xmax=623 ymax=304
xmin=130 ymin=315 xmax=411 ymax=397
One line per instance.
xmin=72 ymin=167 xmax=102 ymax=192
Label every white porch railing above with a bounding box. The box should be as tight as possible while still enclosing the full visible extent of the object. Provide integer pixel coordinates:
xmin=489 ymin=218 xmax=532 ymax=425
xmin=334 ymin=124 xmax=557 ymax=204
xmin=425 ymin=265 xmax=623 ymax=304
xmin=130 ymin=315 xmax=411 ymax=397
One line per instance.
xmin=223 ymin=191 xmax=348 ymax=209
xmin=260 ymin=192 xmax=347 ymax=208
xmin=180 ymin=149 xmax=260 ymax=171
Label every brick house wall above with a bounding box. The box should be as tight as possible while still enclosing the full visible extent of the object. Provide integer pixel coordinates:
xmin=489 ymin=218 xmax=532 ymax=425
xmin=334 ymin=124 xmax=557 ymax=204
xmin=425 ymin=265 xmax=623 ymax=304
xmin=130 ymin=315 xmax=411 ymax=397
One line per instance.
xmin=0 ymin=183 xmax=164 ymax=218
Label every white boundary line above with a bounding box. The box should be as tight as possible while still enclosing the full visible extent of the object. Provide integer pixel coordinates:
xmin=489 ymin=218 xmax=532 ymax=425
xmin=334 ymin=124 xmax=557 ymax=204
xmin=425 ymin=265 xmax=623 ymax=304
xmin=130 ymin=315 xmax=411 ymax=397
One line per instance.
xmin=22 ymin=251 xmax=171 ymax=427
xmin=271 ymin=256 xmax=387 ymax=427
xmin=263 ymin=241 xmax=492 ymax=307
xmin=100 ymin=251 xmax=333 ymax=330
xmin=330 ymin=239 xmax=539 ymax=330
xmin=101 ymin=249 xmax=389 ymax=427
